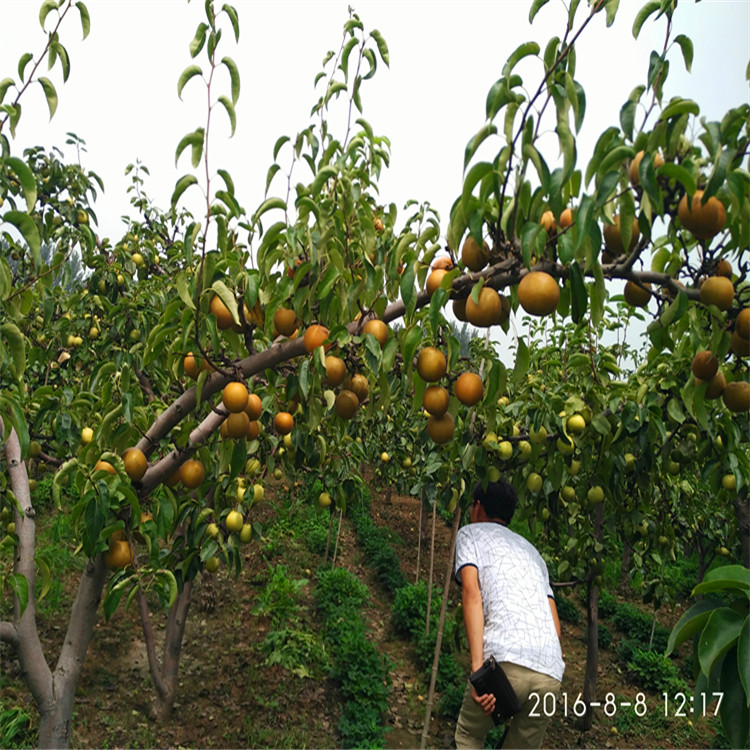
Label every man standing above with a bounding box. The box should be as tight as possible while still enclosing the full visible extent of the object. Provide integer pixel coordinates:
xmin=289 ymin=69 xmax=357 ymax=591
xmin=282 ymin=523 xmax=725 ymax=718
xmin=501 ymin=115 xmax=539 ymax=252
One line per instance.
xmin=454 ymin=478 xmax=565 ymax=749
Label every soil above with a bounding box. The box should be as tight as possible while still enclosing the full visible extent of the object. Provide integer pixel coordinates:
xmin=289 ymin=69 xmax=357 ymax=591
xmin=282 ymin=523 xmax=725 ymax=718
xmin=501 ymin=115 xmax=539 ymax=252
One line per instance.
xmin=1 ymin=483 xmax=721 ymax=750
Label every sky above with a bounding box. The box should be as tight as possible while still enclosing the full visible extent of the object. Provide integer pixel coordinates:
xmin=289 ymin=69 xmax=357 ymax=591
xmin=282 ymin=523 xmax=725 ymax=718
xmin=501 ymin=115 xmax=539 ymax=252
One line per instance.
xmin=1 ymin=0 xmax=749 ymax=348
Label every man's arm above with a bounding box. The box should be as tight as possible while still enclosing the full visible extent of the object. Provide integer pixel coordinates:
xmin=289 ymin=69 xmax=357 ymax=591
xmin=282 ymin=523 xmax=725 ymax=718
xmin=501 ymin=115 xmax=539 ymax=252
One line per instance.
xmin=460 ymin=565 xmax=495 ymax=715
xmin=549 ymin=596 xmax=562 ymax=641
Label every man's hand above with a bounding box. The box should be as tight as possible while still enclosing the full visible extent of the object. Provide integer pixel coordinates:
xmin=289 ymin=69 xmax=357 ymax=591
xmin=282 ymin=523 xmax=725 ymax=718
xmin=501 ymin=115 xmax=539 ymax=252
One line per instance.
xmin=471 ymin=686 xmax=496 ymax=716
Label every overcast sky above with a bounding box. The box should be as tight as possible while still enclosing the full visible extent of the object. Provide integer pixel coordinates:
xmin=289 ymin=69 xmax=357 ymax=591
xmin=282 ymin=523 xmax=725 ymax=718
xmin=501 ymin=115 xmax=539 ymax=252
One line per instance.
xmin=2 ymin=0 xmax=748 ymax=350
xmin=3 ymin=1 xmax=748 ymax=231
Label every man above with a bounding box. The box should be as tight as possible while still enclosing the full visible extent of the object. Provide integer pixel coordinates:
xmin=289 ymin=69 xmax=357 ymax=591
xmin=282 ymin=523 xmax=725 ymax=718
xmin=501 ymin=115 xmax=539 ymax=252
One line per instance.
xmin=454 ymin=478 xmax=564 ymax=749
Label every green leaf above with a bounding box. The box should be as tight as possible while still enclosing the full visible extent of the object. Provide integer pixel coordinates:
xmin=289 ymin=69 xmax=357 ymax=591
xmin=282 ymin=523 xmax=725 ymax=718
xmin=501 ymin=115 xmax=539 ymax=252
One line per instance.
xmin=37 ymin=77 xmax=57 ymax=119
xmin=522 ymin=143 xmax=550 ymax=193
xmin=177 ymin=65 xmax=202 ymax=99
xmin=370 ymin=30 xmax=389 ymax=66
xmin=3 ymin=211 xmax=41 ymax=266
xmin=211 ymin=279 xmax=239 ymax=326
xmin=603 ymin=0 xmax=619 ymax=27
xmin=569 ymin=262 xmax=587 ymax=324
xmin=704 ymin=147 xmax=735 ymax=201
xmin=503 ymin=41 xmax=540 ymax=77
xmin=6 ymin=156 xmax=37 ymax=212
xmin=175 ymin=128 xmax=205 ymax=168
xmin=75 ymin=2 xmax=90 ymax=39
xmin=632 ymin=1 xmax=661 ymax=39
xmin=738 ymin=616 xmax=750 ymax=706
xmin=36 ymin=557 xmax=51 ymax=603
xmin=39 ymin=0 xmax=57 ymax=29
xmin=0 ymin=77 xmax=14 ymax=104
xmin=218 ymin=95 xmax=236 ymax=136
xmin=513 ymin=338 xmax=530 ymax=389
xmin=50 ymin=40 xmax=70 ymax=82
xmin=529 ymin=0 xmax=550 ymax=23
xmin=252 ymin=197 xmax=286 ymax=224
xmin=658 ymin=163 xmax=696 ymax=195
xmin=464 ymin=123 xmax=497 ymax=172
xmin=9 ymin=573 xmax=29 ymax=617
xmin=18 ymin=53 xmax=33 ymax=82
xmin=694 ymin=565 xmax=750 ymax=597
xmin=310 ymin=165 xmax=337 ymax=196
xmin=221 ymin=56 xmax=240 ymax=104
xmin=720 ymin=646 xmax=750 ymax=749
xmin=170 ymin=174 xmax=199 ymax=210
xmin=673 ymin=33 xmax=693 ymax=72
xmin=1 ymin=323 xmax=26 ymax=379
xmin=620 ymin=100 xmax=636 ymax=140
xmin=461 ymin=161 xmax=493 ymax=216
xmin=221 ymin=4 xmax=240 ymax=42
xmin=189 ymin=22 xmax=208 ymax=58
xmin=176 ymin=271 xmax=196 ymax=311
xmin=659 ymin=98 xmax=699 ymax=121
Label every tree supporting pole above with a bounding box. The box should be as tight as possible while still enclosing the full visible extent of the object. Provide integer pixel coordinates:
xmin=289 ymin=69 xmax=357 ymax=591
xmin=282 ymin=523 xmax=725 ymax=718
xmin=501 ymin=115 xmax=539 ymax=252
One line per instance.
xmin=420 ymin=505 xmax=461 ymax=750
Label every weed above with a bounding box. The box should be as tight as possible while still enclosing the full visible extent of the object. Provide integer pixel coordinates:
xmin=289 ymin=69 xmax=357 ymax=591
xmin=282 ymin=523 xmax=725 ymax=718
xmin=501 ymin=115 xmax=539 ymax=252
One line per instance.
xmin=251 ymin=564 xmax=307 ymax=627
xmin=0 ymin=705 xmax=36 ymax=749
xmin=258 ymin=626 xmax=330 ymax=678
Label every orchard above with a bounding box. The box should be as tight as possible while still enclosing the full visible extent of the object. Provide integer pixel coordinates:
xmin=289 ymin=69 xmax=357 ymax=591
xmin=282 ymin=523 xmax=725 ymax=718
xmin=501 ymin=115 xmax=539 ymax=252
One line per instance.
xmin=1 ymin=0 xmax=749 ymax=748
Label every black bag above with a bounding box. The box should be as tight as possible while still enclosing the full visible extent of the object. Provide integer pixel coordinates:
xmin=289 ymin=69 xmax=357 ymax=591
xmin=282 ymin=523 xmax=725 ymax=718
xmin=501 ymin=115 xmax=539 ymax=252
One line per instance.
xmin=469 ymin=656 xmax=522 ymax=725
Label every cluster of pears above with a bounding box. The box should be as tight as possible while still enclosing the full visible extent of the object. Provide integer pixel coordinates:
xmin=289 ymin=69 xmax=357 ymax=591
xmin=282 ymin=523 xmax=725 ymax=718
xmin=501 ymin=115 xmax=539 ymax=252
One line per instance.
xmin=416 ymin=345 xmax=484 ymax=444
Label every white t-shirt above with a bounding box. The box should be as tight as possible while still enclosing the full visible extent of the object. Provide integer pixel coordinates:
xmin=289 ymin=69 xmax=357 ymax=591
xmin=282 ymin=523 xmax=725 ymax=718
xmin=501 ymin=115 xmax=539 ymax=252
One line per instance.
xmin=455 ymin=521 xmax=565 ymax=682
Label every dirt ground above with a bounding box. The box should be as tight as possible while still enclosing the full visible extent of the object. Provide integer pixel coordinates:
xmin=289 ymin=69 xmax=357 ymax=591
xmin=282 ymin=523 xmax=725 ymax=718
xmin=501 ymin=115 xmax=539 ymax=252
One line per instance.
xmin=1 ymin=485 xmax=719 ymax=749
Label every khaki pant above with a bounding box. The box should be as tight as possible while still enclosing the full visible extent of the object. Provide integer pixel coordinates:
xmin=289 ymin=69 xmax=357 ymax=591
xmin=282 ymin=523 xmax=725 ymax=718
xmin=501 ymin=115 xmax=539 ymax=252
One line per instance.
xmin=454 ymin=662 xmax=561 ymax=749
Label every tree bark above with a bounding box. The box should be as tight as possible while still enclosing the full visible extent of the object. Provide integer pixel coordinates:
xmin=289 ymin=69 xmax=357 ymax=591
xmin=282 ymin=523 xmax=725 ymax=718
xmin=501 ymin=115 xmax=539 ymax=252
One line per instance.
xmin=1 ymin=416 xmax=108 ymax=749
xmin=425 ymin=500 xmax=436 ymax=638
xmin=581 ymin=501 xmax=604 ymax=732
xmin=38 ymin=555 xmax=108 ymax=749
xmin=137 ymin=580 xmax=194 ymax=721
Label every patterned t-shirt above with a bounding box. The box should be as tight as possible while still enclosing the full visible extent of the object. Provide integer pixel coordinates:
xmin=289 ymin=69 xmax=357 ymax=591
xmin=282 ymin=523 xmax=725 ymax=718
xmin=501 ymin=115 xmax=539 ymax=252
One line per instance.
xmin=455 ymin=521 xmax=565 ymax=682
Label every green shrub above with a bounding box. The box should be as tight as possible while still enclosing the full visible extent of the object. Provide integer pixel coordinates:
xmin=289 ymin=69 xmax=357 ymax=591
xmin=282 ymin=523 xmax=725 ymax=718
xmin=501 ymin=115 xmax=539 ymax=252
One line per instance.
xmin=661 ymin=556 xmax=698 ymax=600
xmin=599 ymin=590 xmax=617 ymax=619
xmin=314 ymin=566 xmax=390 ymax=748
xmin=391 ymin=582 xmax=430 ymax=638
xmin=555 ymin=595 xmax=581 ymax=624
xmin=437 ymin=680 xmax=466 ymax=719
xmin=316 ymin=566 xmax=369 ymax=619
xmin=612 ymin=602 xmax=669 ymax=652
xmin=625 ymin=648 xmax=688 ymax=694
xmin=598 ymin=623 xmax=612 ymax=650
xmin=349 ymin=495 xmax=407 ymax=594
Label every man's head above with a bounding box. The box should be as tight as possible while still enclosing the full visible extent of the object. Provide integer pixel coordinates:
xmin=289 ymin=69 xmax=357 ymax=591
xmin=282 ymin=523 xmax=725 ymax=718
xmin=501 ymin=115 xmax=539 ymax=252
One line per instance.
xmin=472 ymin=478 xmax=517 ymax=524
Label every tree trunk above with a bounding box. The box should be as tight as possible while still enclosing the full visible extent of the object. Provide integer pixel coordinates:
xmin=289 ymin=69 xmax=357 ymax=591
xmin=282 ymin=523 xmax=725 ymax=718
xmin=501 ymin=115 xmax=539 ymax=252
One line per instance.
xmin=37 ymin=556 xmax=108 ymax=748
xmin=137 ymin=580 xmax=194 ymax=721
xmin=415 ymin=490 xmax=423 ymax=584
xmin=425 ymin=500 xmax=436 ymax=638
xmin=581 ymin=500 xmax=604 ymax=732
xmin=420 ymin=505 xmax=461 ymax=750
xmin=581 ymin=577 xmax=600 ymax=732
xmin=1 ymin=417 xmax=108 ymax=749
xmin=618 ymin=539 xmax=632 ymax=594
